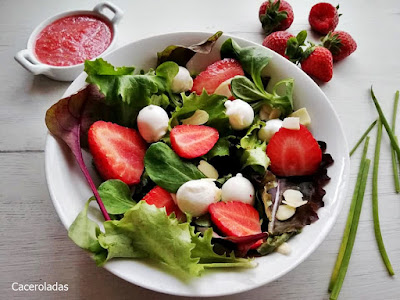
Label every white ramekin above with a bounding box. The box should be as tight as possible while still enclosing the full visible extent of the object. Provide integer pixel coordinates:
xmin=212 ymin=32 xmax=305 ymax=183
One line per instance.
xmin=14 ymin=2 xmax=123 ymax=81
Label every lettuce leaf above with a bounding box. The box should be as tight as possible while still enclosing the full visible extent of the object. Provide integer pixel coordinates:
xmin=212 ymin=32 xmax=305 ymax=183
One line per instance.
xmin=237 ymin=118 xmax=270 ymax=174
xmin=190 ymin=227 xmax=254 ymax=268
xmin=90 ymin=180 xmax=135 ymax=215
xmin=45 ymin=85 xmax=111 ymax=221
xmin=157 ymin=31 xmax=223 ymax=66
xmin=169 ymin=91 xmax=231 ymax=134
xmin=144 ymin=142 xmax=206 ymax=192
xmin=68 ymin=199 xmax=103 ymax=253
xmin=85 ymin=59 xmax=179 ymax=127
xmin=220 ymin=38 xmax=294 ymax=116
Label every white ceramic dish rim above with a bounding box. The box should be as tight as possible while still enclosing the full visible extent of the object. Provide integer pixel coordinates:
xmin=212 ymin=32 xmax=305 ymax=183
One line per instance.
xmin=45 ymin=31 xmax=350 ymax=297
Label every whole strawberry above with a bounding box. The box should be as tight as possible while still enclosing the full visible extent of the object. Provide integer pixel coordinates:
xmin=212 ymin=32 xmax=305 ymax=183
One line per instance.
xmin=322 ymin=31 xmax=357 ymax=61
xmin=309 ymin=3 xmax=340 ymax=35
xmin=259 ymin=0 xmax=294 ymax=35
xmin=262 ymin=31 xmax=294 ymax=58
xmin=301 ymin=46 xmax=333 ymax=82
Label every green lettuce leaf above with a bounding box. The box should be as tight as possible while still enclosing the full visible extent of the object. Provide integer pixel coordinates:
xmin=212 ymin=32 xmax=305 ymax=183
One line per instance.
xmin=206 ymin=136 xmax=231 ymax=160
xmin=157 ymin=31 xmax=223 ymax=66
xmin=90 ymin=180 xmax=135 ymax=215
xmin=191 ymin=228 xmax=254 ymax=268
xmin=85 ymin=59 xmax=179 ymax=127
xmin=68 ymin=199 xmax=104 ymax=254
xmin=221 ymin=38 xmax=271 ymax=92
xmin=99 ymin=201 xmax=204 ymax=278
xmin=170 ymin=91 xmax=231 ymax=134
xmin=237 ymin=118 xmax=270 ymax=174
xmin=144 ymin=142 xmax=206 ymax=192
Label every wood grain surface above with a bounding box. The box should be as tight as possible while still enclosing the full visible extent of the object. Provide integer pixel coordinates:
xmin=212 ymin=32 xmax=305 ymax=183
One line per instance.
xmin=1 ymin=0 xmax=399 ymax=299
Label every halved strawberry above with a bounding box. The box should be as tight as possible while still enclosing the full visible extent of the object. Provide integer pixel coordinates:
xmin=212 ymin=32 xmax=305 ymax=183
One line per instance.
xmin=209 ymin=201 xmax=263 ymax=248
xmin=88 ymin=121 xmax=147 ymax=185
xmin=143 ymin=186 xmax=185 ymax=220
xmin=170 ymin=125 xmax=219 ymax=159
xmin=191 ymin=58 xmax=244 ymax=95
xmin=266 ymin=124 xmax=322 ymax=177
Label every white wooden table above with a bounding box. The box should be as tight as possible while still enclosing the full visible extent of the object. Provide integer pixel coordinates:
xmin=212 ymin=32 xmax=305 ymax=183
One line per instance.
xmin=1 ymin=0 xmax=399 ymax=299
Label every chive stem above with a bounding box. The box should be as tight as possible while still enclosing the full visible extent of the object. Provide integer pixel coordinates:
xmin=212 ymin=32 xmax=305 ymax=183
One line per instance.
xmin=330 ymin=158 xmax=371 ymax=300
xmin=370 ymin=87 xmax=400 ymax=162
xmin=391 ymin=91 xmax=400 ymax=193
xmin=372 ymin=119 xmax=395 ymax=275
xmin=349 ymin=120 xmax=377 ymax=157
xmin=328 ymin=137 xmax=370 ymax=291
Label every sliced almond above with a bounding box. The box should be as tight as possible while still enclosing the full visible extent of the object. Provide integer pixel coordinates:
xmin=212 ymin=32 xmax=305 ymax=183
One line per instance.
xmin=276 ymin=242 xmax=292 ymax=255
xmin=282 ymin=117 xmax=300 ymax=130
xmin=289 ymin=107 xmax=311 ymax=126
xmin=214 ymin=78 xmax=234 ymax=98
xmin=197 ymin=160 xmax=219 ymax=179
xmin=276 ymin=204 xmax=296 ymax=221
xmin=282 ymin=189 xmax=308 ymax=208
xmin=182 ymin=110 xmax=209 ymax=125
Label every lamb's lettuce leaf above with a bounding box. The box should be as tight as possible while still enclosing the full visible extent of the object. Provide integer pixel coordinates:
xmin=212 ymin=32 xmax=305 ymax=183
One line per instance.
xmin=157 ymin=31 xmax=223 ymax=66
xmin=85 ymin=59 xmax=179 ymax=127
xmin=144 ymin=142 xmax=206 ymax=193
xmin=220 ymin=38 xmax=294 ymax=116
xmin=170 ymin=91 xmax=231 ymax=134
xmin=90 ymin=180 xmax=135 ymax=215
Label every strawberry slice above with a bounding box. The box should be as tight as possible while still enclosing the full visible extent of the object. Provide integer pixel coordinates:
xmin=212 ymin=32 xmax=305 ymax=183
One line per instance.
xmin=170 ymin=125 xmax=219 ymax=159
xmin=209 ymin=201 xmax=263 ymax=248
xmin=191 ymin=58 xmax=244 ymax=95
xmin=88 ymin=121 xmax=147 ymax=185
xmin=143 ymin=186 xmax=185 ymax=220
xmin=266 ymin=124 xmax=322 ymax=177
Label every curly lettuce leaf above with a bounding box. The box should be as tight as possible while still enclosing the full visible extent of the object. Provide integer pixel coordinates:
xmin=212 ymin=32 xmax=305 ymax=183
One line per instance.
xmin=68 ymin=199 xmax=107 ymax=262
xmin=85 ymin=59 xmax=179 ymax=127
xmin=90 ymin=180 xmax=135 ymax=215
xmin=157 ymin=31 xmax=223 ymax=66
xmin=99 ymin=201 xmax=204 ymax=277
xmin=170 ymin=91 xmax=231 ymax=134
xmin=206 ymin=136 xmax=231 ymax=160
xmin=144 ymin=142 xmax=206 ymax=193
xmin=237 ymin=118 xmax=270 ymax=174
xmin=190 ymin=227 xmax=254 ymax=268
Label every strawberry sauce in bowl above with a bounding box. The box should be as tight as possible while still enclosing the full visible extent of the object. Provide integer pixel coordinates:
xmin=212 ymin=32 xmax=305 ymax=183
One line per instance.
xmin=14 ymin=2 xmax=123 ymax=81
xmin=34 ymin=14 xmax=113 ymax=67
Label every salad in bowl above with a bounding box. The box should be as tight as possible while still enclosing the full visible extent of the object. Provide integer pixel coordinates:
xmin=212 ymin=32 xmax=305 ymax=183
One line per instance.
xmin=45 ymin=32 xmax=349 ymax=296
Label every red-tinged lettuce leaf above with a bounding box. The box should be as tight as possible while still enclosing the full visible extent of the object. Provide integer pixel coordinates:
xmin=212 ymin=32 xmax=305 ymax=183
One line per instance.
xmin=157 ymin=31 xmax=223 ymax=66
xmin=45 ymin=85 xmax=111 ymax=221
xmin=253 ymin=141 xmax=334 ymax=235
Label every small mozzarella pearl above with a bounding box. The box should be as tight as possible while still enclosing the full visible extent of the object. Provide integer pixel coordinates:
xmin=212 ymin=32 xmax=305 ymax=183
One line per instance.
xmin=171 ymin=66 xmax=193 ymax=93
xmin=221 ymin=173 xmax=255 ymax=205
xmin=224 ymin=99 xmax=254 ymax=130
xmin=137 ymin=105 xmax=169 ymax=143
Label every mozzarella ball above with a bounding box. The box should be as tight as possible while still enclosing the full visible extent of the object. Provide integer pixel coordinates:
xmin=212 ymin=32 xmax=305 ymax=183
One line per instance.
xmin=221 ymin=173 xmax=255 ymax=205
xmin=137 ymin=105 xmax=169 ymax=143
xmin=171 ymin=66 xmax=193 ymax=93
xmin=258 ymin=119 xmax=283 ymax=142
xmin=176 ymin=179 xmax=221 ymax=217
xmin=224 ymin=99 xmax=254 ymax=130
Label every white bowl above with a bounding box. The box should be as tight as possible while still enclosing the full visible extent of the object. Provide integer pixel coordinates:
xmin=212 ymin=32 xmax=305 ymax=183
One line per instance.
xmin=14 ymin=2 xmax=123 ymax=81
xmin=45 ymin=32 xmax=350 ymax=297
